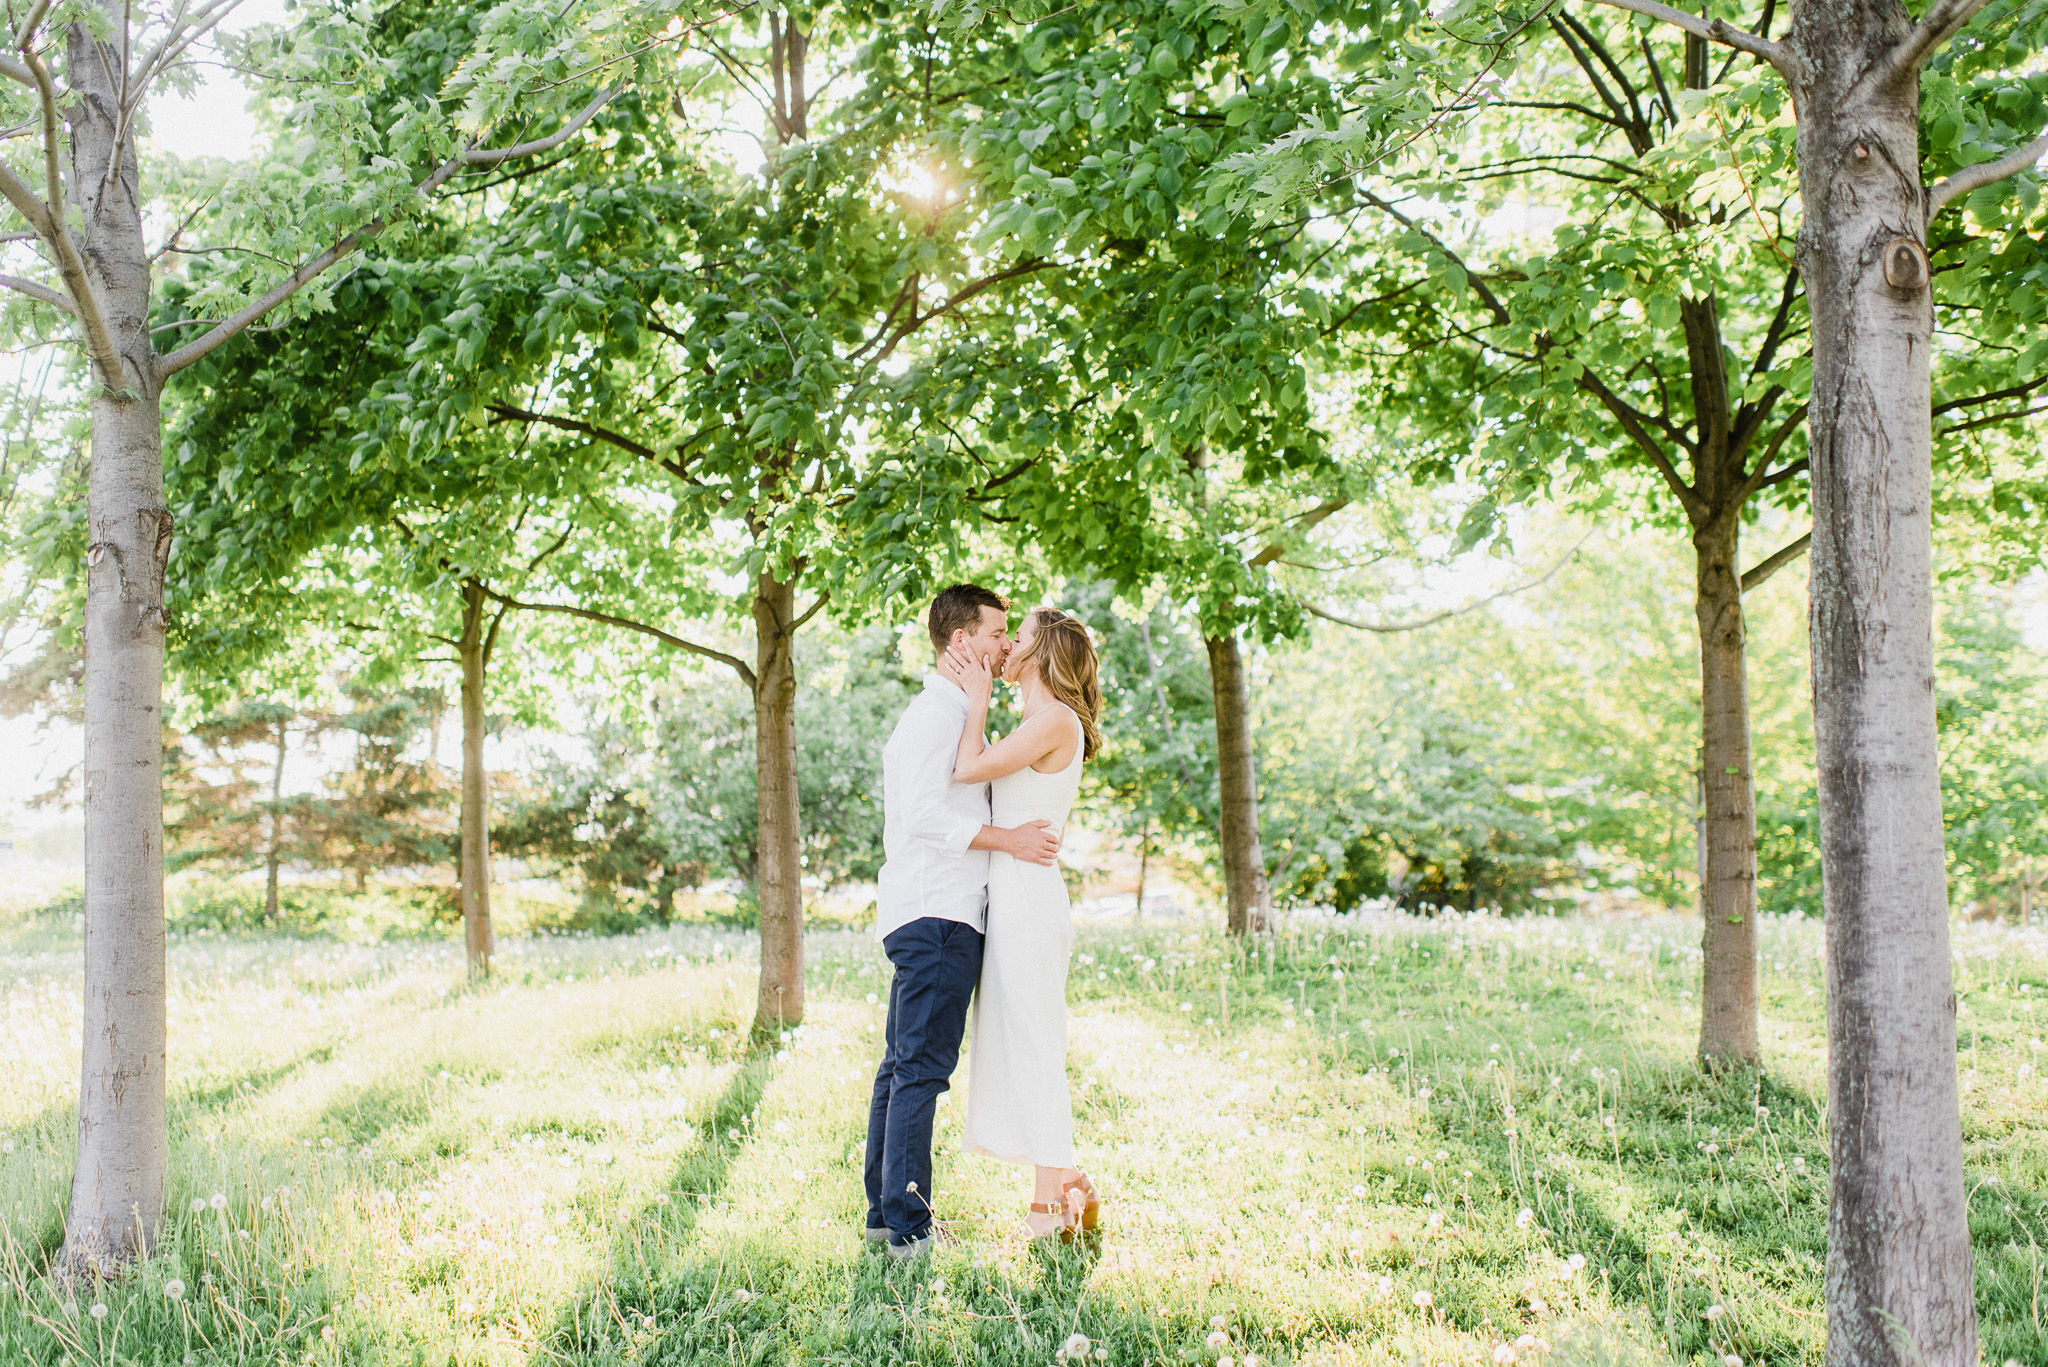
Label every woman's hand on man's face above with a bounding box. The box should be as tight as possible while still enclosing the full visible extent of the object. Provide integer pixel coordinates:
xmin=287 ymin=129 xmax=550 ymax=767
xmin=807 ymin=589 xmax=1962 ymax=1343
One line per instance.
xmin=945 ymin=637 xmax=996 ymax=700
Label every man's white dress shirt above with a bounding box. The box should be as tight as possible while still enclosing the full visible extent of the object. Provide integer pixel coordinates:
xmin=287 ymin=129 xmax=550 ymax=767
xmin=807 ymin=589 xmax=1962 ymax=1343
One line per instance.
xmin=875 ymin=673 xmax=991 ymax=941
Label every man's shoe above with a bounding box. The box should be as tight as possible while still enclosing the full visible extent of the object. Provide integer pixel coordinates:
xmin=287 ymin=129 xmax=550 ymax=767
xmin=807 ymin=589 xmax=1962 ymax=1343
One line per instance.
xmin=885 ymin=1227 xmax=947 ymax=1262
xmin=863 ymin=1224 xmax=890 ymax=1245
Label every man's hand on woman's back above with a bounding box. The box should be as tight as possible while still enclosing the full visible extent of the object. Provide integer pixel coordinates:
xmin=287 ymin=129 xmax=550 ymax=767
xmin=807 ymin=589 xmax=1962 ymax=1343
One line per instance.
xmin=973 ymin=819 xmax=1060 ymax=865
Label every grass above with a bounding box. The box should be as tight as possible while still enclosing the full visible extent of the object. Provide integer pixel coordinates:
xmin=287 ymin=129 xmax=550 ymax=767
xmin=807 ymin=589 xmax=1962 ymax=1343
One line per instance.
xmin=1 ymin=896 xmax=2045 ymax=1367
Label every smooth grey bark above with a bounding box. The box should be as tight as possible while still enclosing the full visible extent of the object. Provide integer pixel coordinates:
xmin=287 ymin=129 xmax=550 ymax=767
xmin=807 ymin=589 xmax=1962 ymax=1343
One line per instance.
xmin=458 ymin=580 xmax=495 ymax=977
xmin=1786 ymin=4 xmax=1975 ymax=1362
xmin=1205 ymin=633 xmax=1272 ymax=936
xmin=264 ymin=719 xmax=287 ymax=922
xmin=1133 ymin=818 xmax=1151 ymax=924
xmin=752 ymin=567 xmax=804 ymax=1033
xmin=64 ymin=13 xmax=170 ymax=1270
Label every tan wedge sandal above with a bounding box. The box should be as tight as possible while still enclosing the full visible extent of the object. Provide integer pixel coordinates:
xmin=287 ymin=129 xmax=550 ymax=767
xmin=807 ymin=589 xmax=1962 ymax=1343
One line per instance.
xmin=1061 ymin=1171 xmax=1101 ymax=1235
xmin=1027 ymin=1198 xmax=1074 ymax=1245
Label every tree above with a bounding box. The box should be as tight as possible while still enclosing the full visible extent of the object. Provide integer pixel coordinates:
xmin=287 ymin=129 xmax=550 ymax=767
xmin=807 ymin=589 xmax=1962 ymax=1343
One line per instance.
xmin=166 ymin=218 xmax=686 ymax=975
xmin=1367 ymin=0 xmax=2036 ymax=1357
xmin=292 ymin=684 xmax=454 ymax=891
xmin=1642 ymin=2 xmax=2034 ymax=1357
xmin=1284 ymin=23 xmax=1816 ymax=1063
xmin=502 ymin=626 xmax=912 ymax=914
xmin=933 ymin=0 xmax=1419 ymax=933
xmin=164 ymin=698 xmax=311 ymax=919
xmin=1065 ymin=581 xmax=1220 ymax=916
xmin=0 ymin=0 xmax=669 ymax=1266
xmin=373 ymin=2 xmax=1103 ymax=1031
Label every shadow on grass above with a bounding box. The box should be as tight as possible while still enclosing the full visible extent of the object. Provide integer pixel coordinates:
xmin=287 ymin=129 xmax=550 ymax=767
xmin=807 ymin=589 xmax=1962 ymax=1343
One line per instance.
xmin=525 ymin=1049 xmax=1379 ymax=1367
xmin=0 ymin=1037 xmax=350 ymax=1268
xmin=1443 ymin=1064 xmax=1829 ymax=1362
xmin=171 ymin=1042 xmax=336 ymax=1126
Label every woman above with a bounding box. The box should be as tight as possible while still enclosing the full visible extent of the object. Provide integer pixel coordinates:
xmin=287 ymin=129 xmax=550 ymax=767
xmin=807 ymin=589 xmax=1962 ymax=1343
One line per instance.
xmin=943 ymin=606 xmax=1103 ymax=1242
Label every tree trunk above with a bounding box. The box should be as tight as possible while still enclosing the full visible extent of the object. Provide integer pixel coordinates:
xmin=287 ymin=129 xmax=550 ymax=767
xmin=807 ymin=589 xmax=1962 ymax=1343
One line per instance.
xmin=752 ymin=567 xmax=804 ymax=1033
xmin=458 ymin=581 xmax=493 ymax=977
xmin=1133 ymin=818 xmax=1150 ymax=924
xmin=63 ymin=13 xmax=170 ymax=1269
xmin=1206 ymin=633 xmax=1271 ymax=935
xmin=1790 ymin=8 xmax=1976 ymax=1363
xmin=1692 ymin=512 xmax=1760 ymax=1066
xmin=264 ymin=719 xmax=287 ymax=922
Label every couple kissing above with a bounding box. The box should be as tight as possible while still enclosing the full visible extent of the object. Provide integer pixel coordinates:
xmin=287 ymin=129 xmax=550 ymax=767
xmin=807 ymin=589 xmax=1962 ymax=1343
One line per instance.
xmin=862 ymin=584 xmax=1105 ymax=1260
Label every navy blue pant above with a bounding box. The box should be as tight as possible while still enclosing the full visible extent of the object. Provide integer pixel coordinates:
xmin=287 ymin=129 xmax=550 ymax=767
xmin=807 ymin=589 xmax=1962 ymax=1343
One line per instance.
xmin=864 ymin=916 xmax=984 ymax=1244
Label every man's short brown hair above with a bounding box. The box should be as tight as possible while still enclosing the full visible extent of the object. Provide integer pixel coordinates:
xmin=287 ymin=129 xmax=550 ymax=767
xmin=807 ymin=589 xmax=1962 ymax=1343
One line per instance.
xmin=927 ymin=583 xmax=1009 ymax=654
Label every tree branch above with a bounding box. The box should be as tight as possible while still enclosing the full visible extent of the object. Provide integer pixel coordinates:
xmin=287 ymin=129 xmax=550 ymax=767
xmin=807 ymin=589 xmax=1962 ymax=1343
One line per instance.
xmin=1939 ymin=402 xmax=2048 ymax=436
xmin=1249 ymin=498 xmax=1350 ymax=566
xmin=0 ymin=271 xmax=71 ymax=313
xmin=476 ymin=587 xmax=758 ymax=690
xmin=1305 ymin=535 xmax=1588 ymax=632
xmin=1589 ymin=0 xmax=1789 ymax=72
xmin=0 ymin=3 xmax=121 ymax=380
xmin=463 ymin=84 xmax=622 ymax=167
xmin=485 ymin=401 xmax=657 ymax=460
xmin=1740 ymin=530 xmax=1809 ymax=592
xmin=1883 ymin=0 xmax=1994 ymax=88
xmin=1738 ymin=406 xmax=1809 ymax=499
xmin=1575 ymin=366 xmax=1702 ymax=513
xmin=1931 ymin=375 xmax=2048 ymax=416
xmin=157 ymin=90 xmax=618 ymax=379
xmin=1926 ymin=127 xmax=2048 ymax=222
xmin=1549 ymin=16 xmax=1636 ymax=135
xmin=1749 ymin=265 xmax=1802 ymax=379
xmin=790 ymin=591 xmax=830 ymax=633
xmin=1360 ymin=191 xmax=1511 ymax=326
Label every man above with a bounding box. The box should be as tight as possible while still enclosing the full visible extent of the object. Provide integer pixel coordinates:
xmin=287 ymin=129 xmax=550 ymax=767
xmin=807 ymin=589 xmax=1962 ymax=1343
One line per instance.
xmin=863 ymin=583 xmax=1061 ymax=1260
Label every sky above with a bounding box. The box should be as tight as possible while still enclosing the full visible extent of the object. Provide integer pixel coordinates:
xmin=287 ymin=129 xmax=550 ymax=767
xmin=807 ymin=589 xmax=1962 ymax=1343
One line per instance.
xmin=148 ymin=0 xmax=291 ymax=160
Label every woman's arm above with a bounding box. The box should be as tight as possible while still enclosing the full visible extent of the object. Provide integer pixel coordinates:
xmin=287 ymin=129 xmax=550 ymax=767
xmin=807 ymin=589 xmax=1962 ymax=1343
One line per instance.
xmin=956 ymin=705 xmax=1069 ymax=784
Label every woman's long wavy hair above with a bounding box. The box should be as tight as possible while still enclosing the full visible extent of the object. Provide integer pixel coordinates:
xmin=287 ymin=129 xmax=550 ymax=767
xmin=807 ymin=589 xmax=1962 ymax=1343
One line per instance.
xmin=1020 ymin=607 xmax=1103 ymax=760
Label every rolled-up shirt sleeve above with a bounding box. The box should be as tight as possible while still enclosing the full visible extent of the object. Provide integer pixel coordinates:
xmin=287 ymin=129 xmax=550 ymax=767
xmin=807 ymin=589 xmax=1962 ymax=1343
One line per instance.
xmin=901 ymin=715 xmax=982 ymax=856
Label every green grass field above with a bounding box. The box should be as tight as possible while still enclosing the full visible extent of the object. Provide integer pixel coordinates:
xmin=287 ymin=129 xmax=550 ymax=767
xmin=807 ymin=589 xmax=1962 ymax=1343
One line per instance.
xmin=2 ymin=899 xmax=2045 ymax=1367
